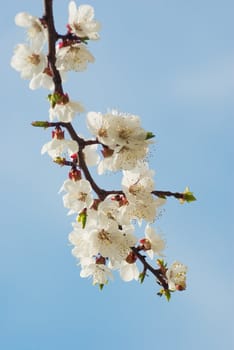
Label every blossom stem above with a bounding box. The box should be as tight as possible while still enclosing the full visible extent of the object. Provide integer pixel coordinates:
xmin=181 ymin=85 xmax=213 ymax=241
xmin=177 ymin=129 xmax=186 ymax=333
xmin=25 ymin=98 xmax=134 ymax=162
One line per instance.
xmin=131 ymin=247 xmax=168 ymax=290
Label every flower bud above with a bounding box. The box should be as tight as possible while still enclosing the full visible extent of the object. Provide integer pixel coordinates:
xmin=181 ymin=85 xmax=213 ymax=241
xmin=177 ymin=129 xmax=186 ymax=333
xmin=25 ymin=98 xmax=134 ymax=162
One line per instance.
xmin=70 ymin=153 xmax=78 ymax=161
xmin=52 ymin=127 xmax=64 ymax=140
xmin=31 ymin=121 xmax=50 ymax=128
xmin=69 ymin=168 xmax=81 ymax=181
xmin=175 ymin=283 xmax=186 ymax=291
xmin=101 ymin=146 xmax=114 ymax=158
xmin=125 ymin=251 xmax=137 ymax=264
xmin=139 ymin=238 xmax=151 ymax=251
xmin=96 ymin=256 xmax=106 ymax=265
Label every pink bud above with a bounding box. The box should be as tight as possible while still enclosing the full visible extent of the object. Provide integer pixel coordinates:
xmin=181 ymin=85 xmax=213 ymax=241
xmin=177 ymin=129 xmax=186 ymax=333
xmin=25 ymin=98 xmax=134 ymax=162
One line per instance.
xmin=69 ymin=168 xmax=81 ymax=181
xmin=52 ymin=127 xmax=64 ymax=140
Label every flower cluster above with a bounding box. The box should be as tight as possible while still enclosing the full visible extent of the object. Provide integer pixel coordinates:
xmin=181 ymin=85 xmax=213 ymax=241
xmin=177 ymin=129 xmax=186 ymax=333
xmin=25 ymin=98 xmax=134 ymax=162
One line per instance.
xmin=11 ymin=1 xmax=194 ymax=299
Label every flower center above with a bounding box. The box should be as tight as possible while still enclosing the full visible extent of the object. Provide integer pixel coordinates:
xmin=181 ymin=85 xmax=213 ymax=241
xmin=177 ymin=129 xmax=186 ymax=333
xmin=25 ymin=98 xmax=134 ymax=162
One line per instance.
xmin=98 ymin=128 xmax=108 ymax=138
xmin=28 ymin=53 xmax=40 ymax=65
xmin=77 ymin=192 xmax=87 ymax=202
xmin=98 ymin=229 xmax=112 ymax=244
xmin=117 ymin=127 xmax=131 ymax=140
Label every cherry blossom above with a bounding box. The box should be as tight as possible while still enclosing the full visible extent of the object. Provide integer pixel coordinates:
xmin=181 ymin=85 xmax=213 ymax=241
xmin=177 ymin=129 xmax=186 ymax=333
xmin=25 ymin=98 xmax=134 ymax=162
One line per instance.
xmin=49 ymin=99 xmax=84 ymax=122
xmin=11 ymin=43 xmax=46 ymax=80
xmin=15 ymin=12 xmax=47 ymax=50
xmin=56 ymin=43 xmax=95 ymax=72
xmin=141 ymin=224 xmax=165 ymax=259
xmin=41 ymin=138 xmax=78 ymax=158
xmin=79 ymin=257 xmax=113 ymax=286
xmin=166 ymin=262 xmax=188 ymax=291
xmin=60 ymin=179 xmax=93 ymax=215
xmin=68 ymin=2 xmax=101 ymax=40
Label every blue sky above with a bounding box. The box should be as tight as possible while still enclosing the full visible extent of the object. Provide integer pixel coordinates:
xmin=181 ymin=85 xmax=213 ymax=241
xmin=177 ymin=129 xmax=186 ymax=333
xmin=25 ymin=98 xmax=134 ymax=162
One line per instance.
xmin=1 ymin=0 xmax=234 ymax=349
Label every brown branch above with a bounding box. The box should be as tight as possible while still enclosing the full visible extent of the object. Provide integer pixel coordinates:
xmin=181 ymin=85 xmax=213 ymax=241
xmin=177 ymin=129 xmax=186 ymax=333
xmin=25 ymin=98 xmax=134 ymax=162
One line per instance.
xmin=43 ymin=0 xmax=63 ymax=94
xmin=131 ymin=247 xmax=168 ymax=290
xmin=152 ymin=190 xmax=184 ymax=200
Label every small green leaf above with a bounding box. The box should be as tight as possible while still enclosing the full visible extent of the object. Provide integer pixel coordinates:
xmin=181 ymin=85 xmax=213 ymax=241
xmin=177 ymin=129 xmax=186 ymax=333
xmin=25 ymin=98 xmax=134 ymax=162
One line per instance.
xmin=180 ymin=186 xmax=196 ymax=203
xmin=183 ymin=192 xmax=196 ymax=203
xmin=53 ymin=157 xmax=66 ymax=165
xmin=164 ymin=290 xmax=171 ymax=301
xmin=145 ymin=131 xmax=155 ymax=140
xmin=99 ymin=284 xmax=104 ymax=291
xmin=48 ymin=92 xmax=64 ymax=108
xmin=77 ymin=211 xmax=87 ymax=229
xmin=157 ymin=288 xmax=171 ymax=301
xmin=139 ymin=272 xmax=146 ymax=284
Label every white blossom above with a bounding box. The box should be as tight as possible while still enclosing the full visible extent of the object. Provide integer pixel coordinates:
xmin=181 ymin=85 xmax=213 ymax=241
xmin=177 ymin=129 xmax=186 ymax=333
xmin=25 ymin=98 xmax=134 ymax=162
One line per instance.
xmin=97 ymin=196 xmax=131 ymax=226
xmin=11 ymin=43 xmax=46 ymax=80
xmin=143 ymin=224 xmax=165 ymax=259
xmin=111 ymin=145 xmax=149 ymax=171
xmin=121 ymin=163 xmax=165 ymax=223
xmin=86 ymin=111 xmax=111 ymax=145
xmin=74 ymin=217 xmax=136 ymax=264
xmin=15 ymin=12 xmax=47 ymax=50
xmin=106 ymin=110 xmax=149 ymax=149
xmin=69 ymin=222 xmax=94 ymax=259
xmin=80 ymin=257 xmax=113 ymax=286
xmin=87 ymin=110 xmax=151 ymax=171
xmin=166 ymin=261 xmax=188 ymax=291
xmin=122 ymin=162 xmax=155 ymax=196
xmin=41 ymin=138 xmax=78 ymax=158
xmin=68 ymin=2 xmax=101 ymax=40
xmin=49 ymin=100 xmax=84 ymax=122
xmin=29 ymin=69 xmax=66 ymax=91
xmin=56 ymin=43 xmax=94 ymax=72
xmin=87 ymin=110 xmax=150 ymax=149
xmin=60 ymin=179 xmax=93 ymax=215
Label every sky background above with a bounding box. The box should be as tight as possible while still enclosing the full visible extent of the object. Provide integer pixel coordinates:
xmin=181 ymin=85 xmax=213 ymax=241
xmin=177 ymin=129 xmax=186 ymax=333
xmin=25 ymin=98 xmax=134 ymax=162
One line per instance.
xmin=1 ymin=0 xmax=234 ymax=349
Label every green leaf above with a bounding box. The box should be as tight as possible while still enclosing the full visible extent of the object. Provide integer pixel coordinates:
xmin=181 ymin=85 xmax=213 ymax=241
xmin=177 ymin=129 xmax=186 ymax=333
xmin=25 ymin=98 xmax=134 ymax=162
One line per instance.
xmin=157 ymin=259 xmax=167 ymax=269
xmin=77 ymin=211 xmax=87 ymax=229
xmin=145 ymin=131 xmax=155 ymax=140
xmin=48 ymin=92 xmax=62 ymax=108
xmin=157 ymin=288 xmax=171 ymax=301
xmin=164 ymin=290 xmax=171 ymax=301
xmin=53 ymin=157 xmax=65 ymax=165
xmin=99 ymin=284 xmax=104 ymax=291
xmin=180 ymin=186 xmax=196 ymax=203
xmin=139 ymin=272 xmax=146 ymax=284
xmin=183 ymin=192 xmax=196 ymax=203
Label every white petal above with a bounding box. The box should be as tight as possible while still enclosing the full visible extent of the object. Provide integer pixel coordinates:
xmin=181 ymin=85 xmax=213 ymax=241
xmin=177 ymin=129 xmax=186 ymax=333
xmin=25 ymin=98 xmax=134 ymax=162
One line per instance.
xmin=120 ymin=264 xmax=138 ymax=282
xmin=68 ymin=1 xmax=77 ymax=23
xmin=15 ymin=12 xmax=32 ymax=27
xmin=78 ymin=5 xmax=94 ymax=21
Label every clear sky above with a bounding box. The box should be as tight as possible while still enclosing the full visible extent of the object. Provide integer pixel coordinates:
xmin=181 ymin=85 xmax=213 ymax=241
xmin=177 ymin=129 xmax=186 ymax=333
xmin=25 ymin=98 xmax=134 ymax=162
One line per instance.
xmin=1 ymin=1 xmax=233 ymax=349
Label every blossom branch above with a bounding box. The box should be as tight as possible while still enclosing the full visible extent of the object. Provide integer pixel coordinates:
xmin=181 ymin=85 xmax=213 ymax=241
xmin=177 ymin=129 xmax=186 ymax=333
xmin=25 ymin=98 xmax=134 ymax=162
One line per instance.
xmin=12 ymin=0 xmax=192 ymax=295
